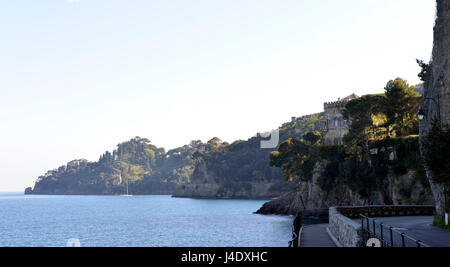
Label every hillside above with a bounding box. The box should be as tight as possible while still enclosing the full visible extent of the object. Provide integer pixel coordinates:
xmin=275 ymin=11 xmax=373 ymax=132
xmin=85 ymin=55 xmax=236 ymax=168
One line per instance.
xmin=256 ymin=136 xmax=434 ymax=215
xmin=26 ymin=137 xmax=197 ymax=195
xmin=256 ymin=80 xmax=435 ymax=215
xmin=25 ymin=114 xmax=324 ymax=197
xmin=173 ymin=114 xmax=324 ymax=198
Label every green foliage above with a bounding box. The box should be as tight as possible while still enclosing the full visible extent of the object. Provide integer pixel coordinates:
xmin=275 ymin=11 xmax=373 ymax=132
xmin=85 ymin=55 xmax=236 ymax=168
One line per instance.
xmin=416 ymin=59 xmax=429 ymax=82
xmin=31 ymin=111 xmax=325 ymax=195
xmin=270 ymin=138 xmax=310 ymax=182
xmin=32 ymin=137 xmax=200 ymax=194
xmin=192 ymin=114 xmax=324 ymax=191
xmin=383 ymin=78 xmax=421 ymax=137
xmin=422 ymin=122 xmax=450 ymax=185
xmin=270 ymin=130 xmax=428 ymax=203
xmin=343 ymin=94 xmax=387 ymax=156
xmin=319 ymin=145 xmax=345 ymax=161
xmin=269 ymin=87 xmax=426 ymax=201
xmin=303 ymin=131 xmax=322 ymax=145
xmin=339 ymin=78 xmax=421 ymax=191
xmin=301 ymin=154 xmax=319 ymax=181
xmin=206 ymin=137 xmax=225 ymax=151
xmin=433 ymin=215 xmax=450 ymax=229
xmin=343 ymin=78 xmax=420 ymax=160
xmin=342 ymin=155 xmax=377 ymax=198
xmin=422 ymin=122 xmax=450 ymax=212
xmin=317 ymin=161 xmax=340 ymax=193
xmin=392 ymin=136 xmax=420 ymax=175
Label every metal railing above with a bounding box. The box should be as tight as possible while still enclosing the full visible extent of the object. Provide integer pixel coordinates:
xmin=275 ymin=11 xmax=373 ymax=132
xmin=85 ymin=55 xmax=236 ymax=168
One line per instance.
xmin=288 ymin=213 xmax=302 ymax=247
xmin=288 ymin=230 xmax=299 ymax=247
xmin=360 ymin=214 xmax=430 ymax=247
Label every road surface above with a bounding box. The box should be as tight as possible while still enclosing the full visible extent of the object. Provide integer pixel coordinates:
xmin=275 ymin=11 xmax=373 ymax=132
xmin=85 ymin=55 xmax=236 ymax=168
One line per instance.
xmin=356 ymin=216 xmax=450 ymax=247
xmin=299 ymin=224 xmax=337 ymax=247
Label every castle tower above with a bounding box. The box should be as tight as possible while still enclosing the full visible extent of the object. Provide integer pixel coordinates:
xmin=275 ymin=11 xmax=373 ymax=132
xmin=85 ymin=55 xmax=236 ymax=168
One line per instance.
xmin=321 ymin=94 xmax=359 ymax=145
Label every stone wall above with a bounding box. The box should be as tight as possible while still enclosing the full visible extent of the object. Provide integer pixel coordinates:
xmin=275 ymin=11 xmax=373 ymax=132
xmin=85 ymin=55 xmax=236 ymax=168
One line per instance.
xmin=328 ymin=205 xmax=435 ymax=247
xmin=335 ymin=205 xmax=435 ymax=219
xmin=328 ymin=207 xmax=362 ymax=247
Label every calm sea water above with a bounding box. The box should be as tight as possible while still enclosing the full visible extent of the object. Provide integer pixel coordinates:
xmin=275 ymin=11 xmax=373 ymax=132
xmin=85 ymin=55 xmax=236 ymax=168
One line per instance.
xmin=0 ymin=193 xmax=297 ymax=247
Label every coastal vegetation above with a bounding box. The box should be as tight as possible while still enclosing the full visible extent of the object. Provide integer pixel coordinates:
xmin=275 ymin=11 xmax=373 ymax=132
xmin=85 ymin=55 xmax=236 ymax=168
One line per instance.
xmin=433 ymin=215 xmax=450 ymax=229
xmin=173 ymin=113 xmax=326 ymax=198
xmin=26 ymin=67 xmax=436 ymax=205
xmin=422 ymin=122 xmax=450 ymax=213
xmin=29 ymin=137 xmax=199 ymax=195
xmin=269 ymin=79 xmax=428 ymax=205
xmin=28 ymin=77 xmax=431 ymax=203
xmin=27 ymin=114 xmax=325 ymax=197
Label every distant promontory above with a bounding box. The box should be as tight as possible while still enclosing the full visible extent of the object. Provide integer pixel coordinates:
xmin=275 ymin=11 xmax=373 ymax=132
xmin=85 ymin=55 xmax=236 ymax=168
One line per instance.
xmin=26 ymin=114 xmax=323 ymax=198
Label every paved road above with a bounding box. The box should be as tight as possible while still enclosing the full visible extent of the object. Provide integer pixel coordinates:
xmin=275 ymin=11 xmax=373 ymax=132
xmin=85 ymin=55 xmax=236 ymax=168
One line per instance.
xmin=299 ymin=224 xmax=336 ymax=247
xmin=356 ymin=216 xmax=450 ymax=247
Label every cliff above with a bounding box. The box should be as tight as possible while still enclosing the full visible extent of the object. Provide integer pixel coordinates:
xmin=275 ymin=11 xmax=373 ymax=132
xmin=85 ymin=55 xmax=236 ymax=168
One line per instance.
xmin=256 ymin=162 xmax=434 ymax=216
xmin=172 ymin=182 xmax=289 ymax=199
xmin=256 ymin=136 xmax=435 ymax=216
xmin=171 ymin=138 xmax=291 ymax=199
xmin=172 ymin=114 xmax=323 ymax=199
xmin=256 ymin=162 xmax=363 ymax=215
xmin=419 ymin=0 xmax=450 ymax=218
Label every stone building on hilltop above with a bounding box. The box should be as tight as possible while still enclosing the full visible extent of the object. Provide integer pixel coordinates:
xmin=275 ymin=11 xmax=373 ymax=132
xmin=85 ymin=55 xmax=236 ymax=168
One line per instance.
xmin=321 ymin=94 xmax=359 ymax=145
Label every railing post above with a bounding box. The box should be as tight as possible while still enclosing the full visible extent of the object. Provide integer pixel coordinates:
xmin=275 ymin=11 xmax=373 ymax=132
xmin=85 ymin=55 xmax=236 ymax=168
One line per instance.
xmin=292 ymin=212 xmax=302 ymax=248
xmin=366 ymin=217 xmax=370 ymax=237
xmin=390 ymin=227 xmax=394 ymax=247
xmin=343 ymin=208 xmax=432 ymax=247
xmin=373 ymin=220 xmax=376 ymax=238
xmin=361 ymin=216 xmax=365 ymax=241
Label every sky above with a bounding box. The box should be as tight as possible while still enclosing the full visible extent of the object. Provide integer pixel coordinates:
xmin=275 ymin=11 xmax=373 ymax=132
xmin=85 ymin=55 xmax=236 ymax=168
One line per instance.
xmin=0 ymin=0 xmax=437 ymax=192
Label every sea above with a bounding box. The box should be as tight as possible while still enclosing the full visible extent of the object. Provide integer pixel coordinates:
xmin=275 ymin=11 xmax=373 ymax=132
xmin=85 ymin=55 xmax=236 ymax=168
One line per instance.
xmin=0 ymin=193 xmax=320 ymax=247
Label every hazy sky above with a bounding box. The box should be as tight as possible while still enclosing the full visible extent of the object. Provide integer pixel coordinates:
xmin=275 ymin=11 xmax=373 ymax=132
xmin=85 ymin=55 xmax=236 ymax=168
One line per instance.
xmin=0 ymin=0 xmax=437 ymax=191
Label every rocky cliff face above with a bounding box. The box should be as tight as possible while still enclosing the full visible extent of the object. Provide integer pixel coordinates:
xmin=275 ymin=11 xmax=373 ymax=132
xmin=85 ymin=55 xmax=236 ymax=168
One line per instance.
xmin=172 ymin=182 xmax=285 ymax=199
xmin=172 ymin=158 xmax=290 ymax=199
xmin=256 ymin=162 xmax=363 ymax=215
xmin=389 ymin=170 xmax=434 ymax=205
xmin=419 ymin=0 xmax=450 ymax=217
xmin=256 ymin=163 xmax=434 ymax=216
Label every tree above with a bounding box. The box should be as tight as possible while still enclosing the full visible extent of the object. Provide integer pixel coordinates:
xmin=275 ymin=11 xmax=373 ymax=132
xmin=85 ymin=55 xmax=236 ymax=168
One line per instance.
xmin=422 ymin=121 xmax=450 ymax=211
xmin=269 ymin=138 xmax=310 ymax=182
xmin=303 ymin=131 xmax=322 ymax=145
xmin=383 ymin=78 xmax=421 ymax=136
xmin=343 ymin=94 xmax=386 ymax=155
xmin=190 ymin=140 xmax=203 ymax=147
xmin=416 ymin=59 xmax=429 ymax=82
xmin=207 ymin=137 xmax=223 ymax=151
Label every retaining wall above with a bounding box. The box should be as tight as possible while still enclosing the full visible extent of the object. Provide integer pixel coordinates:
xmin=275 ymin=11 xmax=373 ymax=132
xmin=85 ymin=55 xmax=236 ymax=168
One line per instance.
xmin=328 ymin=205 xmax=435 ymax=247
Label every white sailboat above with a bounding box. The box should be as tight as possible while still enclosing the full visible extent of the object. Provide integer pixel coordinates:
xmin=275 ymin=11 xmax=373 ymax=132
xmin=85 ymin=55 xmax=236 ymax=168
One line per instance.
xmin=120 ymin=175 xmax=133 ymax=197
